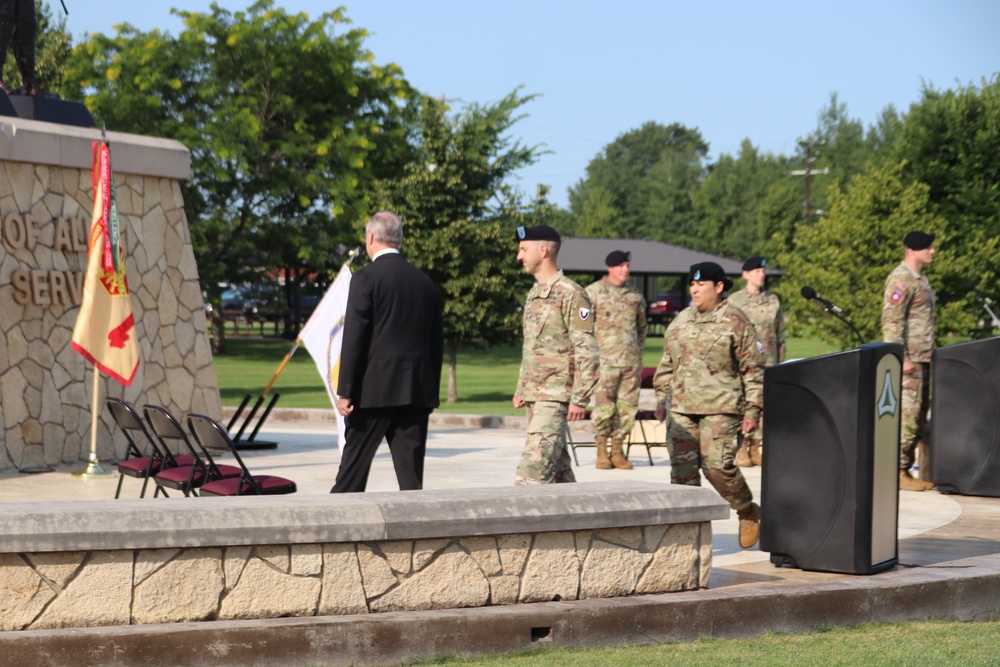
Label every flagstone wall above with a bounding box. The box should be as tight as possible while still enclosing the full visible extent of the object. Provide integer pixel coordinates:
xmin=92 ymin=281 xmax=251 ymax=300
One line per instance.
xmin=0 ymin=118 xmax=221 ymax=472
xmin=0 ymin=482 xmax=726 ymax=631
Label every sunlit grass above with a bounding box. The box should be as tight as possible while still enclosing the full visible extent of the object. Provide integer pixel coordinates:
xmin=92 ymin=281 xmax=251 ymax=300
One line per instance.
xmin=214 ymin=335 xmax=840 ymax=413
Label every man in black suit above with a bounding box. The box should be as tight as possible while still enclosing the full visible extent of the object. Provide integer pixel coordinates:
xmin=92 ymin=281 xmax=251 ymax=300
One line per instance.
xmin=330 ymin=211 xmax=444 ymax=493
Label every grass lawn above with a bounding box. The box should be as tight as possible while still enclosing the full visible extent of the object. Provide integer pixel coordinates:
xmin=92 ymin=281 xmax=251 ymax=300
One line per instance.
xmin=213 ymin=334 xmax=841 ymax=414
xmin=415 ymin=620 xmax=1000 ymax=666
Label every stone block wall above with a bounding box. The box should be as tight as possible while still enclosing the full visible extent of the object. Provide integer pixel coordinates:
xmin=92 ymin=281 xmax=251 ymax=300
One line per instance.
xmin=0 ymin=118 xmax=220 ymax=472
xmin=0 ymin=481 xmax=727 ymax=631
xmin=1 ymin=523 xmax=711 ymax=630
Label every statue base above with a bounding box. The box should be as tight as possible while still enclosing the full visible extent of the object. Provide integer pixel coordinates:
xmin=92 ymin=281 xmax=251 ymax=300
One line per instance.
xmin=0 ymin=91 xmax=96 ymax=128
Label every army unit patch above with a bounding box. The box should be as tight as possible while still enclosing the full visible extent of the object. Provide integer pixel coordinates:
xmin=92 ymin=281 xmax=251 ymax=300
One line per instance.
xmin=890 ymin=289 xmax=904 ymax=303
xmin=579 ymin=307 xmax=591 ymax=321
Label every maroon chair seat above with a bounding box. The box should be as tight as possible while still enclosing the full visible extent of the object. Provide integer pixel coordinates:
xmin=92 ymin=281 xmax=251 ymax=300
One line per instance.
xmin=200 ymin=474 xmax=296 ymax=497
xmin=117 ymin=456 xmax=162 ymax=476
xmin=187 ymin=413 xmax=297 ymax=497
xmin=154 ymin=462 xmax=242 ymax=489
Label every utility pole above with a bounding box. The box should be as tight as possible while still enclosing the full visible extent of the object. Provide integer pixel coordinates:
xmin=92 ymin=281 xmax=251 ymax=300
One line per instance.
xmin=789 ymin=137 xmax=829 ymax=222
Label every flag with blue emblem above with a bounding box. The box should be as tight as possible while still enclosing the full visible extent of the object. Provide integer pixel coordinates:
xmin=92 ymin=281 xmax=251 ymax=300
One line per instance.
xmin=299 ymin=262 xmax=352 ymax=447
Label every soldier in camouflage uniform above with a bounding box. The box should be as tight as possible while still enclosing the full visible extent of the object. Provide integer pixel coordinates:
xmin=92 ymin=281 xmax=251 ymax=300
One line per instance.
xmin=653 ymin=262 xmax=765 ymax=549
xmin=728 ymin=256 xmax=785 ymax=467
xmin=513 ymin=224 xmax=600 ymax=485
xmin=585 ymin=250 xmax=648 ymax=470
xmin=883 ymin=231 xmax=937 ymax=492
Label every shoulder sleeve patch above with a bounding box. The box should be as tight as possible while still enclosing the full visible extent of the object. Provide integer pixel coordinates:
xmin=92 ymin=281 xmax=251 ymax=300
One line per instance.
xmin=570 ymin=292 xmax=595 ymax=333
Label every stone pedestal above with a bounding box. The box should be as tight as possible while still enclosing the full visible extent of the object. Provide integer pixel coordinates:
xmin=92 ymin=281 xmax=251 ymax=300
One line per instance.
xmin=0 ymin=117 xmax=220 ymax=471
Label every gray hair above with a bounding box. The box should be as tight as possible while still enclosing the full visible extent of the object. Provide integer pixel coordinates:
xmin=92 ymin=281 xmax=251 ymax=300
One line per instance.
xmin=366 ymin=211 xmax=403 ymax=248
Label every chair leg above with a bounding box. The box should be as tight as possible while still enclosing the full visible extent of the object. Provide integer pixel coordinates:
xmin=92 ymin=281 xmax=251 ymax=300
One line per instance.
xmin=115 ymin=474 xmax=125 ymax=499
xmin=567 ymin=429 xmax=581 ymax=467
xmin=139 ymin=476 xmax=150 ymax=498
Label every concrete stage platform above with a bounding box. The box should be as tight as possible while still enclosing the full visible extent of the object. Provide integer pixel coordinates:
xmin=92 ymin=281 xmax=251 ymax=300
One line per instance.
xmin=1 ymin=410 xmax=998 ymax=665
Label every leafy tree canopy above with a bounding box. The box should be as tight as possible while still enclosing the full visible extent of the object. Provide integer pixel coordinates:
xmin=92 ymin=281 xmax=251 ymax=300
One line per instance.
xmin=370 ymin=91 xmax=543 ymax=400
xmin=774 ymin=161 xmax=964 ymax=348
xmin=569 ymin=121 xmax=708 ymax=243
xmin=64 ymin=1 xmax=415 ymax=313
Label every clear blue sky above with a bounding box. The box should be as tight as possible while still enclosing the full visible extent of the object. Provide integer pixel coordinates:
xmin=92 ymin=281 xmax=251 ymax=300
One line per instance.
xmin=66 ymin=1 xmax=999 ymax=208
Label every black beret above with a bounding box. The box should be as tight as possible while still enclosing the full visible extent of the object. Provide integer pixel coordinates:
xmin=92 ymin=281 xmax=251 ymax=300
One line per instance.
xmin=742 ymin=256 xmax=766 ymax=272
xmin=605 ymin=250 xmax=631 ymax=267
xmin=689 ymin=261 xmax=734 ymax=291
xmin=904 ymin=231 xmax=935 ymax=250
xmin=516 ymin=224 xmax=561 ymax=243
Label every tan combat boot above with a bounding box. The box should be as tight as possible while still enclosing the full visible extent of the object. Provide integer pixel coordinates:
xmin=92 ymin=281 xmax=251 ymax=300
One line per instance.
xmin=735 ymin=443 xmax=753 ymax=467
xmin=749 ymin=442 xmax=763 ymax=467
xmin=610 ymin=438 xmax=633 ymax=469
xmin=595 ymin=435 xmax=613 ymax=469
xmin=737 ymin=502 xmax=761 ymax=549
xmin=900 ymin=470 xmax=935 ymax=491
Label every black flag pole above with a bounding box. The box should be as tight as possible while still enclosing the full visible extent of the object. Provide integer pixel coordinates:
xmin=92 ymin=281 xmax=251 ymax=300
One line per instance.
xmin=226 ymin=246 xmax=363 ymax=449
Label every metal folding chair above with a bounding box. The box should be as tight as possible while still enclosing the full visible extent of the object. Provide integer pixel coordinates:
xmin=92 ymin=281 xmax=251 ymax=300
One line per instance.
xmin=187 ymin=414 xmax=296 ymax=496
xmin=144 ymin=405 xmax=241 ymax=497
xmin=107 ymin=398 xmax=195 ymax=498
xmin=625 ymin=368 xmax=669 ymax=465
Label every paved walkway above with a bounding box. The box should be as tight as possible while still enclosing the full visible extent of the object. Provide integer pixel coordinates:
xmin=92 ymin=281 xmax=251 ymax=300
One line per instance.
xmin=0 ymin=412 xmax=982 ymax=585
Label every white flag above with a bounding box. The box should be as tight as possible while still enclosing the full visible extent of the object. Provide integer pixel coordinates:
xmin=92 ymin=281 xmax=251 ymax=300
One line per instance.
xmin=299 ymin=262 xmax=352 ymax=447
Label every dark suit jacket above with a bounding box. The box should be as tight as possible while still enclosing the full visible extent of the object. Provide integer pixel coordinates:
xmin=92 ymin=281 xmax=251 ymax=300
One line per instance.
xmin=337 ymin=252 xmax=444 ymax=409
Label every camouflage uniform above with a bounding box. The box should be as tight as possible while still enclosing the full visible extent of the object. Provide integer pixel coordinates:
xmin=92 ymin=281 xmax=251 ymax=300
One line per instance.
xmin=653 ymin=300 xmax=765 ymax=511
xmin=882 ymin=261 xmax=935 ymax=470
xmin=727 ymin=289 xmax=785 ymax=447
xmin=585 ymin=277 xmax=648 ymax=440
xmin=516 ymin=270 xmax=600 ymax=485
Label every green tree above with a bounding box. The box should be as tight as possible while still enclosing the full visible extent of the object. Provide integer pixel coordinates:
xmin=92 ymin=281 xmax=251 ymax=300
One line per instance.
xmin=693 ymin=139 xmax=790 ymax=258
xmin=1 ymin=1 xmax=72 ymax=95
xmin=573 ymin=186 xmax=618 ymax=237
xmin=569 ymin=121 xmax=708 ymax=243
xmin=370 ymin=92 xmax=541 ymax=403
xmin=757 ymin=179 xmax=803 ymax=262
xmin=775 ymin=161 xmax=955 ymax=348
xmin=893 ymin=76 xmax=1000 ymax=337
xmin=63 ymin=1 xmax=415 ymax=347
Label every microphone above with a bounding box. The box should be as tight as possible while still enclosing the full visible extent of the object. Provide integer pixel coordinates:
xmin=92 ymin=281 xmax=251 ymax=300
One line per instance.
xmin=967 ymin=282 xmax=993 ymax=305
xmin=801 ymin=285 xmax=844 ymax=314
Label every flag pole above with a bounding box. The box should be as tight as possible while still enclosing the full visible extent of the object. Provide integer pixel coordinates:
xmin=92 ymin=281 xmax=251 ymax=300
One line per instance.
xmin=72 ymin=363 xmax=113 ymax=478
xmin=226 ymin=247 xmax=361 ymax=440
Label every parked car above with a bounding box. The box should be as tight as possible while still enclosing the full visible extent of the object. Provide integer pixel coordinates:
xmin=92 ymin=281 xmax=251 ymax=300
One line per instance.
xmin=647 ymin=292 xmax=684 ymax=326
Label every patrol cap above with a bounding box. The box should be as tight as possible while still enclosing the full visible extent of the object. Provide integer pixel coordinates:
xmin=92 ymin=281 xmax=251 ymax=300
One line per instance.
xmin=605 ymin=250 xmax=631 ymax=267
xmin=742 ymin=256 xmax=766 ymax=272
xmin=516 ymin=224 xmax=561 ymax=243
xmin=689 ymin=261 xmax=734 ymax=291
xmin=904 ymin=231 xmax=935 ymax=250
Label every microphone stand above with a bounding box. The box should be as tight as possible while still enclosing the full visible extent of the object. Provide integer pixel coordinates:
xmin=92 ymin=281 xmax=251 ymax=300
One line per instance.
xmin=972 ymin=292 xmax=1000 ymax=330
xmin=813 ymin=301 xmax=866 ymax=347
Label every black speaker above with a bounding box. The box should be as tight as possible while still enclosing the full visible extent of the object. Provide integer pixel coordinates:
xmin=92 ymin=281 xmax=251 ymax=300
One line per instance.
xmin=760 ymin=342 xmax=902 ymax=574
xmin=930 ymin=337 xmax=1000 ymax=497
xmin=7 ymin=94 xmax=96 ymax=128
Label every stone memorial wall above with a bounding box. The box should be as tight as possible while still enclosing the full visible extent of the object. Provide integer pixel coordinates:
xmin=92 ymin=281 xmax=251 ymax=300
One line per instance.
xmin=0 ymin=482 xmax=727 ymax=630
xmin=0 ymin=118 xmax=220 ymax=472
